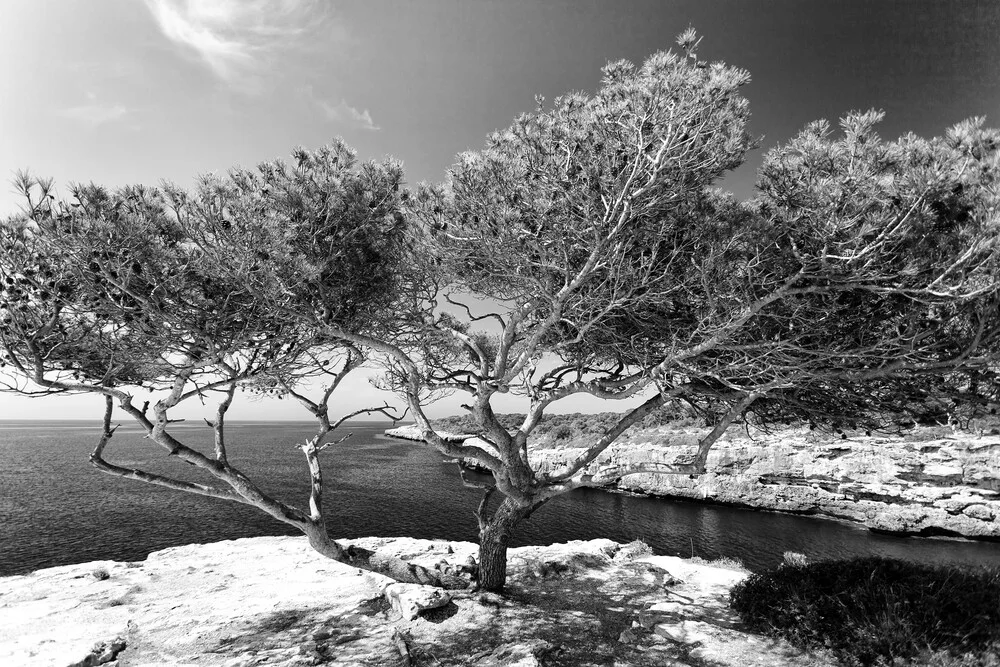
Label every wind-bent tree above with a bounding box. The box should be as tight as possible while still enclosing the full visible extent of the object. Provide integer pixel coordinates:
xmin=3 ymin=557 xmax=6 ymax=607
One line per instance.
xmin=0 ymin=145 xmax=470 ymax=588
xmin=319 ymin=32 xmax=1000 ymax=592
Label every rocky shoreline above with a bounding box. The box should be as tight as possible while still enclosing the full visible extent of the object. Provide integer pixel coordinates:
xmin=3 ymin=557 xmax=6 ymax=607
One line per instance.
xmin=385 ymin=424 xmax=1000 ymax=540
xmin=0 ymin=536 xmax=836 ymax=667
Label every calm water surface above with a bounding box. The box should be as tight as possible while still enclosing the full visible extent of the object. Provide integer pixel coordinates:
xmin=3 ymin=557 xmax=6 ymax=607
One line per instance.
xmin=1 ymin=420 xmax=998 ymax=576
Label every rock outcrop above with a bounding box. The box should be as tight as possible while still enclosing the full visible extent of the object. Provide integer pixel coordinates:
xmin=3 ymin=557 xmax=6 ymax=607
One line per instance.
xmin=385 ymin=425 xmax=1000 ymax=539
xmin=383 ymin=582 xmax=451 ymax=621
xmin=0 ymin=536 xmax=835 ymax=667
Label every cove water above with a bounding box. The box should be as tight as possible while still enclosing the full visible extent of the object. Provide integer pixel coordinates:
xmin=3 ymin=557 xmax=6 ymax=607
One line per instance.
xmin=1 ymin=420 xmax=998 ymax=577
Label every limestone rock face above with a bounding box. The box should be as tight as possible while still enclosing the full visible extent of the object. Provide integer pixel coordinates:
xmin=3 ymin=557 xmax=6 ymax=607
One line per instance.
xmin=654 ymin=619 xmax=713 ymax=645
xmin=473 ymin=640 xmax=550 ymax=667
xmin=385 ymin=425 xmax=496 ymax=471
xmin=383 ymin=583 xmax=451 ymax=620
xmin=386 ymin=424 xmax=1000 ymax=539
xmin=531 ymin=428 xmax=1000 ymax=539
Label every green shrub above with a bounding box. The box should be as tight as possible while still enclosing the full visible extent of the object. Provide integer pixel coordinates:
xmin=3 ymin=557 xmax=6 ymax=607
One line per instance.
xmin=552 ymin=424 xmax=575 ymax=441
xmin=904 ymin=644 xmax=1000 ymax=667
xmin=432 ymin=406 xmax=700 ymax=441
xmin=729 ymin=557 xmax=1000 ymax=666
xmin=782 ymin=551 xmax=809 ymax=567
xmin=615 ymin=539 xmax=654 ymax=562
xmin=432 ymin=413 xmax=523 ymax=433
xmin=689 ymin=555 xmax=748 ymax=572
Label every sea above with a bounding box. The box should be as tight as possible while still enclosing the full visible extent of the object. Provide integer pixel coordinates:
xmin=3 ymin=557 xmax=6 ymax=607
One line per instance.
xmin=1 ymin=420 xmax=998 ymax=577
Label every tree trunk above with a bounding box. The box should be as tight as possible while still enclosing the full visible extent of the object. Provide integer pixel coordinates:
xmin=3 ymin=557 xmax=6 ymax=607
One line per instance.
xmin=302 ymin=520 xmax=471 ymax=589
xmin=478 ymin=496 xmax=532 ymax=593
xmin=303 ymin=522 xmax=349 ymax=561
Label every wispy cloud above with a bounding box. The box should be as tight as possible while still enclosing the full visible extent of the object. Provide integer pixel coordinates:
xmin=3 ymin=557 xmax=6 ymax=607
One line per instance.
xmin=144 ymin=0 xmax=330 ymax=86
xmin=59 ymin=94 xmax=129 ymax=126
xmin=299 ymin=85 xmax=381 ymax=131
xmin=318 ymin=99 xmax=381 ymax=132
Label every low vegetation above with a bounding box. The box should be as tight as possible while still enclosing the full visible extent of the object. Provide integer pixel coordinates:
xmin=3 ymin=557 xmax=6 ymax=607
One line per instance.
xmin=432 ymin=407 xmax=698 ymax=445
xmin=432 ymin=409 xmax=1000 ymax=451
xmin=729 ymin=557 xmax=1000 ymax=666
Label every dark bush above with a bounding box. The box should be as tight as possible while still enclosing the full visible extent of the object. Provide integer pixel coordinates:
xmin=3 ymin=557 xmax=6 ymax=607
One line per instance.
xmin=729 ymin=557 xmax=1000 ymax=666
xmin=431 ymin=404 xmax=698 ymax=440
xmin=432 ymin=413 xmax=523 ymax=434
xmin=552 ymin=424 xmax=575 ymax=441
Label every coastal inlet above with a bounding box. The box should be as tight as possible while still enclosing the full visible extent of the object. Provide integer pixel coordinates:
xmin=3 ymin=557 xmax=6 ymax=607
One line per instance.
xmin=1 ymin=421 xmax=999 ymax=577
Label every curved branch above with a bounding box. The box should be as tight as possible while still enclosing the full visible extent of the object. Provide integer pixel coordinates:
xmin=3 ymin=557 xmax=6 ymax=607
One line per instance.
xmin=542 ymin=387 xmax=682 ymax=482
xmin=329 ymin=402 xmax=403 ymax=432
xmin=444 ymin=293 xmax=508 ymax=329
xmin=90 ymin=395 xmax=245 ymax=504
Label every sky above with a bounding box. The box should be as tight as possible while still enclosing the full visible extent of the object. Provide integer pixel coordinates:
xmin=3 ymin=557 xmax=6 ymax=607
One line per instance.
xmin=1 ymin=0 xmax=998 ymax=421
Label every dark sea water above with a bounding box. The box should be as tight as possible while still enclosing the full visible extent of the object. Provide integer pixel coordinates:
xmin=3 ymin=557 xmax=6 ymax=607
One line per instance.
xmin=1 ymin=420 xmax=998 ymax=577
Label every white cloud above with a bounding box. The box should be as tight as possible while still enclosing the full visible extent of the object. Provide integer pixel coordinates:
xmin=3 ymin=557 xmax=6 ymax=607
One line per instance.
xmin=59 ymin=94 xmax=129 ymax=126
xmin=298 ymin=85 xmax=380 ymax=131
xmin=318 ymin=99 xmax=381 ymax=132
xmin=144 ymin=0 xmax=328 ymax=85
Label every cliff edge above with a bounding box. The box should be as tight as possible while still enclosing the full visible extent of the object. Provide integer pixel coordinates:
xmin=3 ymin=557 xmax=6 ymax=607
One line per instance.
xmin=385 ymin=424 xmax=1000 ymax=539
xmin=0 ymin=536 xmax=834 ymax=667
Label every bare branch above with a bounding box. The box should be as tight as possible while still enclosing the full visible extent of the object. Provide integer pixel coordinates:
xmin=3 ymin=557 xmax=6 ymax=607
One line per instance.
xmin=444 ymin=292 xmax=508 ymax=329
xmin=90 ymin=395 xmax=244 ymax=504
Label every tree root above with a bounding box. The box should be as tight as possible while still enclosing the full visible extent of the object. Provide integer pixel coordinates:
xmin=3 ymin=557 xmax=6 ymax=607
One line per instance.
xmin=345 ymin=546 xmax=475 ymax=590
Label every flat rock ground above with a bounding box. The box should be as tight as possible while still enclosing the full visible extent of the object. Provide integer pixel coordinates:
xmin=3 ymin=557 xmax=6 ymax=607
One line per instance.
xmin=0 ymin=536 xmax=836 ymax=667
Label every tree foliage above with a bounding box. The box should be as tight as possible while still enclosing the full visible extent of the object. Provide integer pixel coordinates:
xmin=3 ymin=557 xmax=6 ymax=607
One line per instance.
xmin=415 ymin=30 xmax=756 ymax=364
xmin=187 ymin=140 xmax=410 ymax=336
xmin=0 ymin=148 xmax=472 ymax=587
xmin=349 ymin=33 xmax=1000 ymax=591
xmin=740 ymin=112 xmax=1000 ymax=426
xmin=3 ymin=31 xmax=999 ymax=595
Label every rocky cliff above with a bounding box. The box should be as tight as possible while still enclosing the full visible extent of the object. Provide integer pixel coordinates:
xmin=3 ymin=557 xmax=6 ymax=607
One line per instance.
xmin=385 ymin=425 xmax=1000 ymax=539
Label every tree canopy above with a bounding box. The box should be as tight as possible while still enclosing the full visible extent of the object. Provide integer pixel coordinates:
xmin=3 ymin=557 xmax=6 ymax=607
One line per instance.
xmin=346 ymin=33 xmax=1000 ymax=591
xmin=0 ymin=148 xmax=473 ymax=587
xmin=2 ymin=31 xmax=998 ymax=594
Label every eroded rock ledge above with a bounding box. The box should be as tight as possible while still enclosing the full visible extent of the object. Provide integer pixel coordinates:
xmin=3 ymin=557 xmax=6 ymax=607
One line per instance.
xmin=0 ymin=536 xmax=835 ymax=667
xmin=385 ymin=425 xmax=1000 ymax=539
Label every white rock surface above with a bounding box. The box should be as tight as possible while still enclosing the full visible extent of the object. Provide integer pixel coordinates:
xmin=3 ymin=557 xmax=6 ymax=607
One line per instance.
xmin=654 ymin=619 xmax=713 ymax=644
xmin=0 ymin=536 xmax=836 ymax=666
xmin=383 ymin=582 xmax=451 ymax=620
